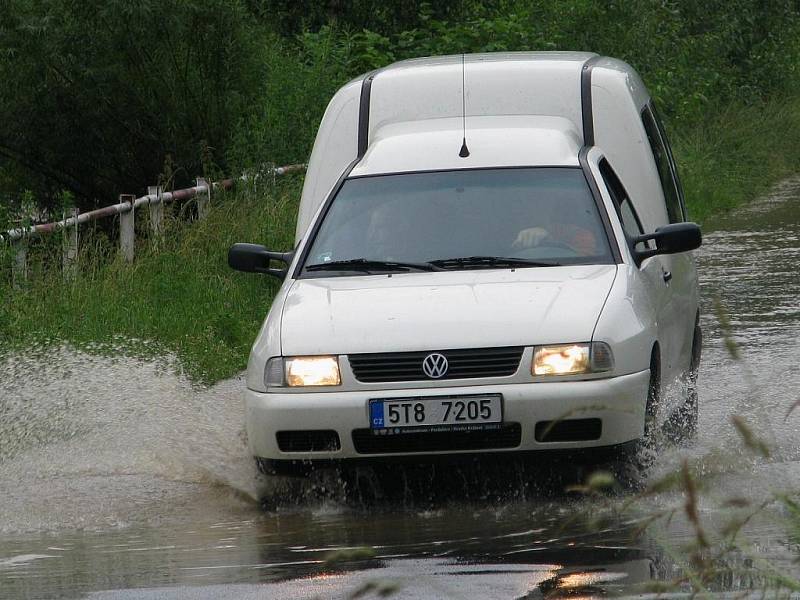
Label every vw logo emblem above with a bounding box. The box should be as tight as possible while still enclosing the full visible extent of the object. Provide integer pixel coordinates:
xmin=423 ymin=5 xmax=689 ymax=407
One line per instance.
xmin=422 ymin=353 xmax=449 ymax=379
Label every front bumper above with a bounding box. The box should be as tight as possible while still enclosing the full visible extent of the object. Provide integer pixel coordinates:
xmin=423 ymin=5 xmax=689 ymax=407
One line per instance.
xmin=245 ymin=369 xmax=650 ymax=462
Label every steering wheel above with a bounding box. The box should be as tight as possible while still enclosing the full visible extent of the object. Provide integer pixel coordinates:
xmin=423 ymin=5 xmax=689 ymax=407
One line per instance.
xmin=538 ymin=239 xmax=575 ymax=252
xmin=514 ymin=243 xmax=580 ymax=259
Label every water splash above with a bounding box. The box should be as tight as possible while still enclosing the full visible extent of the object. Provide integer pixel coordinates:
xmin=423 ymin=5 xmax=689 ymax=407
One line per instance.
xmin=0 ymin=344 xmax=259 ymax=533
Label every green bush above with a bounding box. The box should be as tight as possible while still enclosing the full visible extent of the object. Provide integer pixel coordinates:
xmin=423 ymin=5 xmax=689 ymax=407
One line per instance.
xmin=228 ymin=1 xmax=800 ymax=176
xmin=0 ymin=0 xmax=265 ymax=210
xmin=676 ymin=99 xmax=800 ymax=222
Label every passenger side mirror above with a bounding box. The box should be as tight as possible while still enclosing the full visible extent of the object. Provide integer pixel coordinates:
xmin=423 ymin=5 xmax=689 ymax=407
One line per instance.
xmin=228 ymin=243 xmax=293 ymax=280
xmin=633 ymin=222 xmax=702 ymax=264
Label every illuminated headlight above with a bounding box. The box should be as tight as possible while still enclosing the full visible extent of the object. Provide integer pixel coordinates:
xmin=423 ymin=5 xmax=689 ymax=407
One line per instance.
xmin=284 ymin=356 xmax=341 ymax=387
xmin=532 ymin=342 xmax=614 ymax=376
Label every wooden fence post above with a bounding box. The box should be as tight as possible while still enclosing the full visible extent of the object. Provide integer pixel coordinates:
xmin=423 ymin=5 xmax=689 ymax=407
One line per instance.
xmin=196 ymin=177 xmax=210 ymax=220
xmin=147 ymin=185 xmax=163 ymax=240
xmin=12 ymin=237 xmax=28 ymax=287
xmin=119 ymin=194 xmax=135 ymax=263
xmin=62 ymin=207 xmax=79 ymax=281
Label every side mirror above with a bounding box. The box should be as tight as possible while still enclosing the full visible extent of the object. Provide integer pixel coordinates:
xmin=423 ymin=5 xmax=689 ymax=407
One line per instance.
xmin=228 ymin=243 xmax=293 ymax=280
xmin=633 ymin=222 xmax=702 ymax=264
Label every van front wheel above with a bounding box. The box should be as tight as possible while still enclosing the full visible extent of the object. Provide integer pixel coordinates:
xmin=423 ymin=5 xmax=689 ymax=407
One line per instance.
xmin=667 ymin=324 xmax=701 ymax=443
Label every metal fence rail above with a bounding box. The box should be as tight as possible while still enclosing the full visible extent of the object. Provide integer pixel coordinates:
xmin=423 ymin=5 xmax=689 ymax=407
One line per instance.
xmin=1 ymin=163 xmax=306 ymax=284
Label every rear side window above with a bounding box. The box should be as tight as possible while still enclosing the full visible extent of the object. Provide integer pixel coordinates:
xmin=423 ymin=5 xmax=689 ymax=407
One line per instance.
xmin=599 ymin=158 xmax=643 ymax=238
xmin=641 ymin=105 xmax=685 ymax=223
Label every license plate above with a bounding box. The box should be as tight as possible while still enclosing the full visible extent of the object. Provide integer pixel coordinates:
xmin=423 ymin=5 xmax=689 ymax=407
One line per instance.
xmin=369 ymin=394 xmax=502 ymax=432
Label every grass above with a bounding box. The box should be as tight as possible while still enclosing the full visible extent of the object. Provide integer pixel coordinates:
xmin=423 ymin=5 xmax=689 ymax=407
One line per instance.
xmin=0 ymin=177 xmax=300 ymax=383
xmin=677 ymin=98 xmax=800 ymax=223
xmin=2 ymin=97 xmax=800 ymax=382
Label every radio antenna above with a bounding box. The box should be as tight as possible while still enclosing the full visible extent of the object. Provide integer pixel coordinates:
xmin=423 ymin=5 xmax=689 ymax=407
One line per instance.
xmin=459 ymin=53 xmax=470 ymax=158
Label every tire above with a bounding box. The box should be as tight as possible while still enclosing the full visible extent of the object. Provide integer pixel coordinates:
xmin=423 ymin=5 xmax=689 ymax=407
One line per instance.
xmin=643 ymin=346 xmax=661 ymax=444
xmin=667 ymin=322 xmax=701 ymax=443
xmin=633 ymin=346 xmax=661 ymax=473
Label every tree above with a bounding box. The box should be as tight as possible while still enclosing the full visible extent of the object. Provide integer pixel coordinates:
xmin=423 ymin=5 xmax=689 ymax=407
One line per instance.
xmin=0 ymin=0 xmax=263 ymax=211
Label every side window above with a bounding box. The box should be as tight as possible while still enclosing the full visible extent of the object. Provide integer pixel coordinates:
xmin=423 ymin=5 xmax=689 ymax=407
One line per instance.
xmin=599 ymin=158 xmax=643 ymax=238
xmin=641 ymin=105 xmax=685 ymax=223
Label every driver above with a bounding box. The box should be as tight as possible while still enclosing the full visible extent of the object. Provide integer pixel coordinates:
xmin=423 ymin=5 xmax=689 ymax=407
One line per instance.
xmin=511 ymin=196 xmax=600 ymax=256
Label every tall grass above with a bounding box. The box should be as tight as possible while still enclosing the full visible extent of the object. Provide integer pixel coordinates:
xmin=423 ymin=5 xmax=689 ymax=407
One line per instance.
xmin=677 ymin=99 xmax=800 ymax=223
xmin=0 ymin=177 xmax=300 ymax=382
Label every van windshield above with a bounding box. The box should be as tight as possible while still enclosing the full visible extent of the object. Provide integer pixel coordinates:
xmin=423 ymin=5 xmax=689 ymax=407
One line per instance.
xmin=301 ymin=168 xmax=613 ymax=276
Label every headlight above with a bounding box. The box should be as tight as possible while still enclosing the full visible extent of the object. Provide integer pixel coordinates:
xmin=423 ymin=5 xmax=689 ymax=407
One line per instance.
xmin=532 ymin=342 xmax=614 ymax=376
xmin=285 ymin=356 xmax=341 ymax=387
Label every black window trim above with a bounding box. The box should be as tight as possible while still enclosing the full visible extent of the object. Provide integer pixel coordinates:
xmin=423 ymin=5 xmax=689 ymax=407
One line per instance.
xmin=640 ymin=103 xmax=686 ymax=223
xmin=596 ymin=156 xmax=651 ymax=261
xmin=648 ymin=102 xmax=687 ymax=220
xmin=577 ymin=149 xmax=623 ymax=264
xmin=598 ymin=157 xmax=645 ymax=234
xmin=580 ymin=55 xmax=603 ymax=147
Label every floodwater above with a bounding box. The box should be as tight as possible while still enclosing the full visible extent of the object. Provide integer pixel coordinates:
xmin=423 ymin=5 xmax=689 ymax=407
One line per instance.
xmin=1 ymin=180 xmax=800 ymax=599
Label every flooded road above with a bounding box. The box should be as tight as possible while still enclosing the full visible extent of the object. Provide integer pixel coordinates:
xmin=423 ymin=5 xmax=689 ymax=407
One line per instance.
xmin=1 ymin=180 xmax=800 ymax=599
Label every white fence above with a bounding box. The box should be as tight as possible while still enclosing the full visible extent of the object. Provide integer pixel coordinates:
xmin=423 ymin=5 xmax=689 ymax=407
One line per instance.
xmin=1 ymin=164 xmax=306 ymax=284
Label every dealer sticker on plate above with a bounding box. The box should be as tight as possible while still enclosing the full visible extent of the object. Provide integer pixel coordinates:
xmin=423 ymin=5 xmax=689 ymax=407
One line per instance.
xmin=369 ymin=394 xmax=502 ymax=433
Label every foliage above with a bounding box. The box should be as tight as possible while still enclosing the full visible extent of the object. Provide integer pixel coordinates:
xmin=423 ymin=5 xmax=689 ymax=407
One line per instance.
xmin=0 ymin=0 xmax=264 ymax=211
xmin=3 ymin=1 xmax=800 ymax=214
xmin=676 ymin=100 xmax=800 ymax=222
xmin=281 ymin=1 xmax=800 ymax=146
xmin=243 ymin=0 xmax=497 ymax=37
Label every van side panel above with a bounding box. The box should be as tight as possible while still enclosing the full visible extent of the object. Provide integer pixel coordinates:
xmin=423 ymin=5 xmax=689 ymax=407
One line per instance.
xmin=590 ymin=61 xmax=669 ymax=231
xmin=296 ymin=80 xmax=360 ymax=243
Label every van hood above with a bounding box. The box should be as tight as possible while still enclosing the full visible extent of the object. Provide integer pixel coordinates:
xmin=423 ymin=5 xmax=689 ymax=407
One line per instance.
xmin=280 ymin=265 xmax=617 ymax=355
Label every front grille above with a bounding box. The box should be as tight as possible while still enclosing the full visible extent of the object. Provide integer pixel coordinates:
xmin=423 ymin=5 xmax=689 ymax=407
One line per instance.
xmin=276 ymin=430 xmax=341 ymax=452
xmin=535 ymin=419 xmax=602 ymax=442
xmin=352 ymin=423 xmax=521 ymax=454
xmin=348 ymin=346 xmax=524 ymax=383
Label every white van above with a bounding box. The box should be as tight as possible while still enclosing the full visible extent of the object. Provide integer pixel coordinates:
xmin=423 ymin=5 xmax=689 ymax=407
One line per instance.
xmin=229 ymin=52 xmax=702 ymax=476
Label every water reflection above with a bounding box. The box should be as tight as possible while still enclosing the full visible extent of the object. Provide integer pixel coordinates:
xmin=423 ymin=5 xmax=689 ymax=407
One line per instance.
xmin=0 ymin=501 xmax=671 ymax=598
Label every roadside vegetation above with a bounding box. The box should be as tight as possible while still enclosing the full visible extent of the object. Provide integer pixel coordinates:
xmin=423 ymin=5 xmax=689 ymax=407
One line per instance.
xmin=2 ymin=1 xmax=800 ymax=378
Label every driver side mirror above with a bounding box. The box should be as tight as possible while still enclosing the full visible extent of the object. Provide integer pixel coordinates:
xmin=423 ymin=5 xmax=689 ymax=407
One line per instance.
xmin=228 ymin=243 xmax=293 ymax=280
xmin=633 ymin=222 xmax=702 ymax=264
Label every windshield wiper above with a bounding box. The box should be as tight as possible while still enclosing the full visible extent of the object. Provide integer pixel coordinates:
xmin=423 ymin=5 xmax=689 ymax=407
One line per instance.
xmin=305 ymin=258 xmax=442 ymax=273
xmin=429 ymin=256 xmax=562 ymax=270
